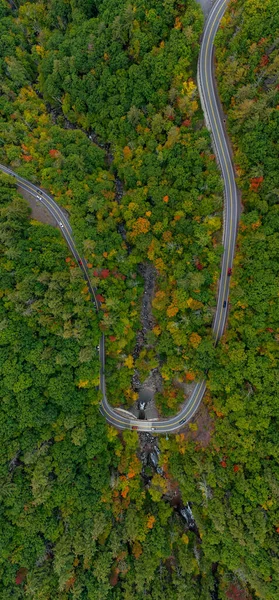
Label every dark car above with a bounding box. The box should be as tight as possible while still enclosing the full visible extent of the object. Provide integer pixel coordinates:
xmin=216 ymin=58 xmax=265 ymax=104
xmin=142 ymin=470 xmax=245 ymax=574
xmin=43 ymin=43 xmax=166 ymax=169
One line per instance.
xmin=223 ymin=300 xmax=227 ymax=308
xmin=78 ymin=259 xmax=82 ymax=266
xmin=132 ymin=425 xmax=138 ymax=430
xmin=227 ymin=267 xmax=232 ymax=276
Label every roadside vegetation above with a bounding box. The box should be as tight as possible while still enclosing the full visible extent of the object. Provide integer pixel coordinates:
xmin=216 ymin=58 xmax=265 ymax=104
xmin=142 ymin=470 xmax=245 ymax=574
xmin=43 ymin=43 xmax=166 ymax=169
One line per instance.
xmin=166 ymin=1 xmax=279 ymax=598
xmin=0 ymin=0 xmax=223 ymax=413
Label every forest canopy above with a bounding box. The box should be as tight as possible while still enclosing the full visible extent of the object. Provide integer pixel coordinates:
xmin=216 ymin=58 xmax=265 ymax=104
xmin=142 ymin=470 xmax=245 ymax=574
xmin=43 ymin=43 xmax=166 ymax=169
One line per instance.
xmin=0 ymin=0 xmax=278 ymax=599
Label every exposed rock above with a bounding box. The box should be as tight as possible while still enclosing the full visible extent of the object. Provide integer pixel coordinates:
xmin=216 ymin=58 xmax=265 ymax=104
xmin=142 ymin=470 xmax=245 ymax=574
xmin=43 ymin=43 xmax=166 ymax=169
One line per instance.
xmin=138 ymin=263 xmax=156 ymax=335
xmin=149 ymin=451 xmax=159 ymax=468
xmin=115 ymin=177 xmax=124 ymax=202
xmin=179 ymin=503 xmax=196 ymax=529
xmin=9 ymin=452 xmax=21 ymax=472
xmin=35 ymin=542 xmax=54 ymax=567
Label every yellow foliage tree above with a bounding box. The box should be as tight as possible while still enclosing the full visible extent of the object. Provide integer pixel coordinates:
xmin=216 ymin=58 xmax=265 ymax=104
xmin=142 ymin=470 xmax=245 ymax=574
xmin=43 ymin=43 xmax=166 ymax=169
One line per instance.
xmin=152 ymin=290 xmax=167 ymax=311
xmin=167 ymin=305 xmax=179 ymax=317
xmin=181 ymin=533 xmax=189 ymax=544
xmin=124 ymin=355 xmax=134 ymax=369
xmin=190 ymin=100 xmax=199 ymax=113
xmin=131 ymin=217 xmax=150 ymax=237
xmin=147 ymin=238 xmax=156 ymax=260
xmin=152 ymin=325 xmax=161 ymax=336
xmin=189 ymin=332 xmax=202 ymax=348
xmin=121 ymin=486 xmax=129 ymax=498
xmin=107 ymin=427 xmax=118 ymax=444
xmin=164 ymin=126 xmax=180 ymax=149
xmin=123 ymin=146 xmax=132 ymax=159
xmin=182 ymin=78 xmax=196 ymax=96
xmin=77 ymin=380 xmax=89 ymax=388
xmin=204 ymin=215 xmax=222 ymax=234
xmin=186 ymin=297 xmax=203 ymax=310
xmin=155 ymin=257 xmax=166 ymax=271
xmin=147 ymin=515 xmax=156 ymax=529
xmin=132 ymin=541 xmax=143 ymax=559
xmin=149 ymin=474 xmax=168 ymax=502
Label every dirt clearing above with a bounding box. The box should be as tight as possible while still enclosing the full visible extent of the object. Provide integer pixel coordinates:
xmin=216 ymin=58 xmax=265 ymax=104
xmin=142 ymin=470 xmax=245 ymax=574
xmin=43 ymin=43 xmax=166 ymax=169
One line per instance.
xmin=18 ymin=185 xmax=57 ymax=227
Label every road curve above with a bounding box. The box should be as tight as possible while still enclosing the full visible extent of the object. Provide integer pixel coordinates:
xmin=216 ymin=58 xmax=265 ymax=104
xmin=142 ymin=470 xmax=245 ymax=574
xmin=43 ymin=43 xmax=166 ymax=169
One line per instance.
xmin=198 ymin=0 xmax=239 ymax=342
xmin=0 ymin=0 xmax=238 ymax=434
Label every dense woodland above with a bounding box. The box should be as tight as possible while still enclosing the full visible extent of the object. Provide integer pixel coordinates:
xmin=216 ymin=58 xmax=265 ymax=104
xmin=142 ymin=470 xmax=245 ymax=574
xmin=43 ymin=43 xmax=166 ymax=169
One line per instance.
xmin=0 ymin=0 xmax=223 ymax=412
xmin=0 ymin=0 xmax=278 ymax=598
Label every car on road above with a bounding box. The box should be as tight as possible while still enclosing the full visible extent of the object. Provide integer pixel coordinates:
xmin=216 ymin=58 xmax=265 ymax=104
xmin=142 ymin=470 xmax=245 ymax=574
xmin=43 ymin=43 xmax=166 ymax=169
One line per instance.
xmin=139 ymin=401 xmax=146 ymax=411
xmin=59 ymin=221 xmax=64 ymax=228
xmin=78 ymin=259 xmax=82 ymax=266
xmin=223 ymin=300 xmax=227 ymax=308
xmin=132 ymin=425 xmax=138 ymax=430
xmin=151 ymin=427 xmax=155 ymax=431
xmin=227 ymin=267 xmax=232 ymax=276
xmin=36 ymin=194 xmax=41 ymax=200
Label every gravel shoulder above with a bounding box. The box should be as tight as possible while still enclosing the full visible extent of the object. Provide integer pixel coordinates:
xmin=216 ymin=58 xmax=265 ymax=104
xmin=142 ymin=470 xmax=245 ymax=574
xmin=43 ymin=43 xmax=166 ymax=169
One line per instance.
xmin=18 ymin=185 xmax=57 ymax=227
xmin=196 ymin=0 xmax=215 ymax=17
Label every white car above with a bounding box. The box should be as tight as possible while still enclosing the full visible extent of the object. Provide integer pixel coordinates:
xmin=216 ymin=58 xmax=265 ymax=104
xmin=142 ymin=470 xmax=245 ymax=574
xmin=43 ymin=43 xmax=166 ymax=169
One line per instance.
xmin=36 ymin=194 xmax=41 ymax=200
xmin=59 ymin=222 xmax=64 ymax=228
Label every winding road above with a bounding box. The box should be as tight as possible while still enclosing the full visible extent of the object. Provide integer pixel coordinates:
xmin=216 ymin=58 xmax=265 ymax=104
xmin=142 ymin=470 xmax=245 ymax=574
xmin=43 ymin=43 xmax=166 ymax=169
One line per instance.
xmin=0 ymin=0 xmax=239 ymax=434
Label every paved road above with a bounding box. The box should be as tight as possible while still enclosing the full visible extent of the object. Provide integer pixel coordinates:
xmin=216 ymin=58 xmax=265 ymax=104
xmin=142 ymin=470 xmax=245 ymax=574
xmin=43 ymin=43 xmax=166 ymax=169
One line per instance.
xmin=0 ymin=0 xmax=238 ymax=434
xmin=198 ymin=0 xmax=239 ymax=342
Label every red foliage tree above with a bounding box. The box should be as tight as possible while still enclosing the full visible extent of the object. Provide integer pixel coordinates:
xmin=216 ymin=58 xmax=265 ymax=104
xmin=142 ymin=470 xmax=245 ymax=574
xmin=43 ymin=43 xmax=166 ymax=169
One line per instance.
xmin=109 ymin=566 xmax=120 ymax=586
xmin=260 ymin=54 xmax=269 ymax=67
xmin=49 ymin=149 xmax=60 ymax=158
xmin=250 ymin=176 xmax=263 ymax=191
xmin=226 ymin=583 xmax=251 ymax=600
xmin=196 ymin=261 xmax=204 ymax=271
xmin=15 ymin=568 xmax=28 ymax=585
